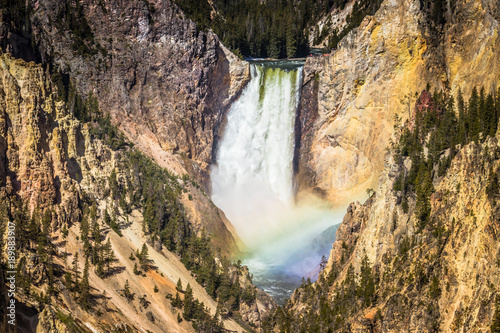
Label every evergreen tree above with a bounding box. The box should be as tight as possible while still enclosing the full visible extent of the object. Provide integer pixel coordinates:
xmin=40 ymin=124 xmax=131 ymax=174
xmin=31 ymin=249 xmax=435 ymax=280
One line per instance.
xmin=28 ymin=207 xmax=39 ymax=249
xmin=469 ymin=87 xmax=480 ymax=141
xmin=492 ymin=296 xmax=500 ymax=333
xmin=124 ymin=279 xmax=133 ymax=301
xmin=456 ymin=88 xmax=468 ymax=144
xmin=176 ymin=278 xmax=183 ymax=292
xmin=109 ymin=168 xmax=118 ymax=199
xmin=140 ymin=243 xmax=149 ymax=270
xmin=62 ymin=223 xmax=68 ymax=239
xmin=80 ymin=258 xmax=91 ymax=309
xmin=72 ymin=252 xmax=80 ymax=287
xmin=359 ymin=252 xmax=375 ymax=307
xmin=172 ymin=292 xmax=182 ymax=308
xmin=485 ymin=93 xmax=497 ymax=137
xmin=64 ymin=271 xmax=72 ymax=290
xmin=285 ymin=16 xmax=297 ymax=58
xmin=110 ymin=211 xmax=121 ymax=236
xmin=479 ymin=87 xmax=486 ymax=136
xmin=429 ymin=275 xmax=441 ymax=299
xmin=119 ymin=193 xmax=128 ymax=213
xmin=104 ymin=238 xmax=114 ymax=274
xmin=104 ymin=208 xmax=111 ymax=226
xmin=267 ymin=26 xmax=281 ymax=59
xmin=183 ymin=283 xmax=194 ymax=320
xmin=96 ymin=245 xmax=105 ymax=277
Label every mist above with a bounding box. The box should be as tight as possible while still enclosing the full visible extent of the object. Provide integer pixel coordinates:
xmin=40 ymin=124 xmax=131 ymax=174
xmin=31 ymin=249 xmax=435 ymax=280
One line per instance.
xmin=211 ymin=61 xmax=345 ymax=303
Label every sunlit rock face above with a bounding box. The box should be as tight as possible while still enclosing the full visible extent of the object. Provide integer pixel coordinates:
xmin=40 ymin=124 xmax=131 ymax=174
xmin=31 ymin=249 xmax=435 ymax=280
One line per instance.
xmin=1 ymin=0 xmax=249 ymax=187
xmin=0 ymin=0 xmax=249 ymax=258
xmin=295 ymin=0 xmax=500 ymax=207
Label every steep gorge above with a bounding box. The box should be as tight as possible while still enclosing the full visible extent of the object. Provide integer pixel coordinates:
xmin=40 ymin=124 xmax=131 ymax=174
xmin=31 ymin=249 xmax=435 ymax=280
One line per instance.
xmin=1 ymin=0 xmax=500 ymax=331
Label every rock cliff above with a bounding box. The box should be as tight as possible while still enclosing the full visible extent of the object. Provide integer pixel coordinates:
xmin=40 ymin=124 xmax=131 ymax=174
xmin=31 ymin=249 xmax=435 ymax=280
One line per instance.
xmin=0 ymin=49 xmax=263 ymax=332
xmin=295 ymin=0 xmax=500 ymax=206
xmin=273 ymin=129 xmax=500 ymax=332
xmin=1 ymin=0 xmax=249 ymax=188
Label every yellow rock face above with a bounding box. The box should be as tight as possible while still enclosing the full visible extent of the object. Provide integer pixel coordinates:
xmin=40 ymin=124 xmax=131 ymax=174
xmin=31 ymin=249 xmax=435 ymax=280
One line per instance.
xmin=298 ymin=0 xmax=500 ymax=207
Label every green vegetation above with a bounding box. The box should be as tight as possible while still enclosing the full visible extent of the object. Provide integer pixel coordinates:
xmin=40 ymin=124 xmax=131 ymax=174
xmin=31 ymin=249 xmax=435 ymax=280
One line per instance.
xmin=51 ymin=69 xmax=128 ymax=151
xmin=492 ymin=296 xmax=500 ymax=333
xmin=123 ymin=279 xmax=134 ymax=302
xmin=0 ymin=56 xmax=257 ymax=330
xmin=393 ymin=85 xmax=500 ymax=229
xmin=170 ymin=282 xmax=224 ymax=331
xmin=318 ymin=0 xmax=383 ymax=50
xmin=174 ymin=0 xmax=383 ymax=58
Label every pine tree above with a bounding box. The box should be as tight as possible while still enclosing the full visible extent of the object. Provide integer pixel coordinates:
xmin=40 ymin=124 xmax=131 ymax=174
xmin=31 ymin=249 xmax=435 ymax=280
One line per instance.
xmin=72 ymin=253 xmax=80 ymax=287
xmin=90 ymin=202 xmax=97 ymax=223
xmin=28 ymin=207 xmax=39 ymax=249
xmin=81 ymin=211 xmax=89 ymax=241
xmin=457 ymin=88 xmax=467 ymax=145
xmin=119 ymin=194 xmax=128 ymax=213
xmin=176 ymin=278 xmax=183 ymax=292
xmin=267 ymin=25 xmax=281 ymax=59
xmin=429 ymin=275 xmax=441 ymax=299
xmin=109 ymin=168 xmax=118 ymax=199
xmin=96 ymin=245 xmax=105 ymax=277
xmin=124 ymin=279 xmax=133 ymax=301
xmin=183 ymin=283 xmax=194 ymax=320
xmin=64 ymin=271 xmax=72 ymax=290
xmin=140 ymin=243 xmax=149 ymax=270
xmin=92 ymin=219 xmax=101 ymax=243
xmin=110 ymin=211 xmax=121 ymax=235
xmin=80 ymin=258 xmax=91 ymax=310
xmin=37 ymin=209 xmax=52 ymax=261
xmin=485 ymin=93 xmax=497 ymax=137
xmin=105 ymin=238 xmax=114 ymax=274
xmin=469 ymin=87 xmax=480 ymax=142
xmin=172 ymin=291 xmax=182 ymax=308
xmin=285 ymin=17 xmax=297 ymax=58
xmin=104 ymin=208 xmax=111 ymax=226
xmin=492 ymin=296 xmax=500 ymax=333
xmin=359 ymin=252 xmax=375 ymax=307
xmin=62 ymin=223 xmax=68 ymax=239
xmin=479 ymin=87 xmax=486 ymax=137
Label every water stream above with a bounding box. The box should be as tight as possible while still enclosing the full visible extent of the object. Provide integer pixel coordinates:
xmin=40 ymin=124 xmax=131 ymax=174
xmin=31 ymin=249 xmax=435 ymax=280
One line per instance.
xmin=211 ymin=60 xmax=342 ymax=304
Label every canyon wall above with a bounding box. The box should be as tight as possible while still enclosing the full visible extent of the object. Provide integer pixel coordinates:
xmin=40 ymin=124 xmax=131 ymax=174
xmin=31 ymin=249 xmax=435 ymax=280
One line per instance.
xmin=0 ymin=49 xmax=260 ymax=333
xmin=1 ymin=0 xmax=249 ymax=186
xmin=286 ymin=132 xmax=500 ymax=331
xmin=296 ymin=0 xmax=500 ymax=206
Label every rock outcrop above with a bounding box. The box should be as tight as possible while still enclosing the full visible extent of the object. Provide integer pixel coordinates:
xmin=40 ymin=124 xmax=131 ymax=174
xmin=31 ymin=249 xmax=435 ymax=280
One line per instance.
xmin=296 ymin=0 xmax=500 ymax=206
xmin=1 ymin=0 xmax=249 ymax=188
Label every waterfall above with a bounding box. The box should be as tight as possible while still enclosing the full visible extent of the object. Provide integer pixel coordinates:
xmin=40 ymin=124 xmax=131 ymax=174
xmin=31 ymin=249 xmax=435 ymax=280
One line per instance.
xmin=211 ymin=61 xmax=341 ymax=303
xmin=211 ymin=63 xmax=302 ymax=246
